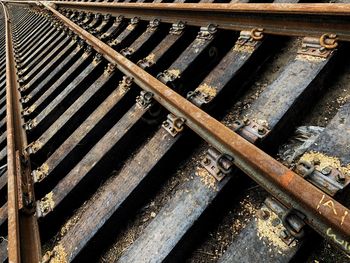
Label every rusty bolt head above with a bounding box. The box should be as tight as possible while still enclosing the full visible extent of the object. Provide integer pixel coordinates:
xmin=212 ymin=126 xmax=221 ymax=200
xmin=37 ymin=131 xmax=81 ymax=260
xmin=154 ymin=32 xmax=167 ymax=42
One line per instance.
xmin=337 ymin=173 xmax=346 ymax=184
xmin=257 ymin=127 xmax=265 ymax=135
xmin=257 ymin=209 xmax=270 ymax=221
xmin=279 ymin=230 xmax=289 ymax=240
xmin=321 ymin=166 xmax=332 ymax=176
xmin=271 ymin=217 xmax=281 ymax=227
xmin=203 ymin=157 xmax=211 ymax=165
xmin=220 ymin=158 xmax=233 ymax=171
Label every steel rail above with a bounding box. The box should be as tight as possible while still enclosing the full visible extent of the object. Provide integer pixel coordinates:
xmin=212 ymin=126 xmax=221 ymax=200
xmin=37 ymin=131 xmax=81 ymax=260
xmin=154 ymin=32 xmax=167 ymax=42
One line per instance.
xmin=2 ymin=2 xmax=41 ymax=263
xmin=38 ymin=2 xmax=350 ymax=42
xmin=39 ymin=2 xmax=350 ymax=255
xmin=2 ymin=2 xmax=20 ymax=261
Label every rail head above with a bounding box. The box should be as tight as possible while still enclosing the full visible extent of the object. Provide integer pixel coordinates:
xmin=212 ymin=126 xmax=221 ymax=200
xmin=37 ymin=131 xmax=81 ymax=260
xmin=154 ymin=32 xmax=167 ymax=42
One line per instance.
xmin=2 ymin=2 xmax=41 ymax=262
xmin=2 ymin=2 xmax=21 ymax=262
xmin=33 ymin=2 xmax=350 ymax=42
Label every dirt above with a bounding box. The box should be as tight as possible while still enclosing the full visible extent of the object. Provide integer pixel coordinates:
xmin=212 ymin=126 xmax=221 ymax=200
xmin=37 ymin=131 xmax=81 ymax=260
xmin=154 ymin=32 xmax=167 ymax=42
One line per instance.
xmin=99 ymin=143 xmax=209 ymax=262
xmin=221 ymin=38 xmax=301 ymax=127
xmin=188 ymin=188 xmax=267 ymax=262
xmin=306 ymin=242 xmax=350 ymax=263
xmin=302 ymin=56 xmax=350 ymax=127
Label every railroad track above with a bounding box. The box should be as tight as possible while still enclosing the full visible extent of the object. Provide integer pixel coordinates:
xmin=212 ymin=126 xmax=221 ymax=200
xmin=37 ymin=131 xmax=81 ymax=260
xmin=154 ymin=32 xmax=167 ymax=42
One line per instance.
xmin=0 ymin=1 xmax=349 ymax=262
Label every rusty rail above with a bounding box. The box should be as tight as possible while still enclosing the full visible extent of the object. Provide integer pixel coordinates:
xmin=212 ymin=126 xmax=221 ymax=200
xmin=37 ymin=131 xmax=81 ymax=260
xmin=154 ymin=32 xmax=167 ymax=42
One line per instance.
xmin=2 ymin=2 xmax=21 ymax=261
xmin=37 ymin=2 xmax=350 ymax=42
xmin=2 ymin=2 xmax=41 ymax=263
xmin=39 ymin=2 xmax=350 ymax=255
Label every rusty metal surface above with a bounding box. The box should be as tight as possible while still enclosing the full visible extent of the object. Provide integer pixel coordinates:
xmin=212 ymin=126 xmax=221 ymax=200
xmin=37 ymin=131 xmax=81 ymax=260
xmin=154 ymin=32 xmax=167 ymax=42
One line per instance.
xmin=41 ymin=2 xmax=350 ymax=255
xmin=3 ymin=2 xmax=21 ymax=261
xmin=44 ymin=2 xmax=350 ymax=41
xmin=2 ymin=2 xmax=350 ymax=261
xmin=31 ymin=76 xmax=132 ymax=183
xmin=2 ymin=3 xmax=41 ymax=262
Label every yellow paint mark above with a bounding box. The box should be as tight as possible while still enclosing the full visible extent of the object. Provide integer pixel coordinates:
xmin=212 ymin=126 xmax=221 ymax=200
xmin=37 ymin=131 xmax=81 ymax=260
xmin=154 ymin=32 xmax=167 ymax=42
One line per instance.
xmin=341 ymin=211 xmax=349 ymax=226
xmin=323 ymin=200 xmax=338 ymax=216
xmin=326 ymin=228 xmax=350 ymax=252
xmin=317 ymin=194 xmax=325 ymax=212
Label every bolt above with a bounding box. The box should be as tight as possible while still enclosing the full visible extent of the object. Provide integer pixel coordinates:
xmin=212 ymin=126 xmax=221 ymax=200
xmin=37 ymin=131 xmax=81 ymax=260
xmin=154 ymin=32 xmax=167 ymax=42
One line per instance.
xmin=257 ymin=127 xmax=265 ymax=135
xmin=271 ymin=217 xmax=281 ymax=227
xmin=219 ymin=157 xmax=233 ymax=171
xmin=337 ymin=172 xmax=345 ymax=184
xmin=257 ymin=209 xmax=270 ymax=221
xmin=203 ymin=157 xmax=211 ymax=165
xmin=243 ymin=118 xmax=250 ymax=125
xmin=321 ymin=166 xmax=332 ymax=176
xmin=279 ymin=230 xmax=289 ymax=240
xmin=319 ymin=47 xmax=326 ymax=53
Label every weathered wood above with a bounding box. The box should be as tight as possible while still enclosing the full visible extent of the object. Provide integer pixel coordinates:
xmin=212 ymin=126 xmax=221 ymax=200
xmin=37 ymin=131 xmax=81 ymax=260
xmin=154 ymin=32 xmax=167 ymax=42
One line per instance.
xmin=15 ymin=11 xmax=45 ymax=41
xmin=99 ymin=17 xmax=125 ymax=41
xmin=215 ymin=56 xmax=338 ymax=263
xmin=221 ymin=103 xmax=350 ymax=262
xmin=56 ymin=128 xmax=180 ymax=261
xmin=157 ymin=25 xmax=221 ymax=87
xmin=309 ymin=102 xmax=350 ymax=165
xmin=20 ymin=36 xmax=74 ymax=85
xmin=220 ymin=102 xmax=350 ymax=263
xmin=20 ymin=34 xmax=69 ymax=80
xmin=24 ymin=47 xmax=89 ymax=105
xmin=53 ymin=28 xmax=265 ymax=261
xmin=37 ymin=102 xmax=148 ymax=217
xmin=0 ymin=203 xmax=6 ymax=227
xmin=0 ymin=236 xmax=7 ymax=263
xmin=28 ymin=58 xmax=101 ymax=132
xmin=219 ymin=212 xmax=299 ymax=263
xmin=119 ymin=40 xmax=335 ymax=263
xmin=244 ymin=58 xmax=329 ymax=129
xmin=0 ymin=171 xmax=6 ymax=191
xmin=30 ymin=69 xmax=117 ymax=154
xmin=16 ymin=21 xmax=51 ymax=54
xmin=137 ymin=26 xmax=193 ymax=72
xmin=107 ymin=17 xmax=144 ymax=50
xmin=120 ymin=19 xmax=163 ymax=61
xmin=0 ymin=145 xmax=6 ymax=160
xmin=15 ymin=16 xmax=46 ymax=48
xmin=31 ymin=79 xmax=132 ymax=183
xmin=19 ymin=27 xmax=58 ymax=66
